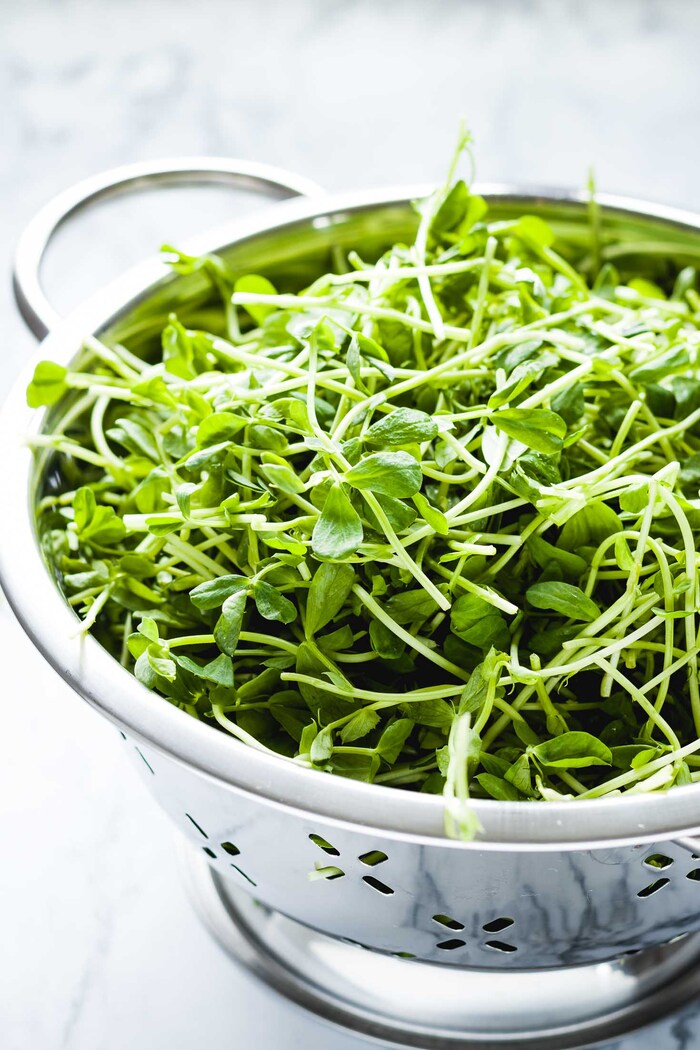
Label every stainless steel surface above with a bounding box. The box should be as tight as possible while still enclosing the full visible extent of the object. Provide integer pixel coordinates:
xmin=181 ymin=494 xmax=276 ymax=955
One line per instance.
xmin=12 ymin=157 xmax=322 ymax=339
xmin=123 ymin=732 xmax=700 ymax=969
xmin=183 ymin=846 xmax=700 ymax=1049
xmin=4 ymin=174 xmax=700 ymax=1020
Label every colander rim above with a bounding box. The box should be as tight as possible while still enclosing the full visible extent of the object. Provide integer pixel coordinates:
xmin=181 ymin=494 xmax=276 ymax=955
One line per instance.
xmin=4 ymin=182 xmax=700 ymax=847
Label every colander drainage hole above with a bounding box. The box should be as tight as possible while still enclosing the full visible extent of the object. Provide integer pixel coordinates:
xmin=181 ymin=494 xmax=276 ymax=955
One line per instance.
xmin=687 ymin=869 xmax=700 ymax=881
xmin=637 ymin=878 xmax=671 ymax=898
xmin=134 ymin=748 xmax=155 ymax=775
xmin=362 ymin=876 xmax=394 ymax=895
xmin=185 ymin=813 xmax=208 ymax=839
xmin=309 ymin=834 xmax=340 ymax=856
xmin=231 ymin=864 xmax=257 ymax=887
xmin=221 ymin=841 xmax=241 ymax=857
xmin=485 ymin=940 xmax=518 ymax=954
xmin=436 ymin=939 xmax=466 ymax=951
xmin=433 ymin=914 xmax=465 ymax=931
xmin=203 ymin=847 xmax=217 ymax=859
xmin=644 ymin=853 xmax=674 ymax=870
xmin=482 ymin=917 xmax=514 ymax=933
xmin=358 ymin=850 xmax=388 ymax=866
xmin=309 ymin=864 xmax=345 ymax=881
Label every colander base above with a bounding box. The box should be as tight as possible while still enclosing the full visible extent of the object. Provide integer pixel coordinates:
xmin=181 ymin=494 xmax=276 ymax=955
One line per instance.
xmin=181 ymin=846 xmax=700 ymax=1049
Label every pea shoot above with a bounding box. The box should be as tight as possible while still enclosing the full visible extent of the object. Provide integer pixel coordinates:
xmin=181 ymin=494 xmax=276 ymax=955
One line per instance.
xmin=28 ymin=134 xmax=700 ymax=837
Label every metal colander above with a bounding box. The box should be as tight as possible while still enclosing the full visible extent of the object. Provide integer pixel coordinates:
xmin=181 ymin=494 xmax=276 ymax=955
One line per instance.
xmin=6 ymin=160 xmax=700 ymax=1047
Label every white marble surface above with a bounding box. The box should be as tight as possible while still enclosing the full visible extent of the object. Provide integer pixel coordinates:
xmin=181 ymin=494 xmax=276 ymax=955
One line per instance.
xmin=4 ymin=1 xmax=700 ymax=1047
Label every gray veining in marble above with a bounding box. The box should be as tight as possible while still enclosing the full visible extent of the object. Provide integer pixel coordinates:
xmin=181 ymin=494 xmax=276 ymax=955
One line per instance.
xmin=3 ymin=1 xmax=700 ymax=1047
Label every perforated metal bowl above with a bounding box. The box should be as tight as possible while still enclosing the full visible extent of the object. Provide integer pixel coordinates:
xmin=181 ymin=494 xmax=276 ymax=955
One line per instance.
xmin=6 ymin=161 xmax=700 ymax=1047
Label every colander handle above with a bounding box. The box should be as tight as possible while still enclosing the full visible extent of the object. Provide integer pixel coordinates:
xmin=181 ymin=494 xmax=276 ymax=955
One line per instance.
xmin=13 ymin=158 xmax=323 ymax=340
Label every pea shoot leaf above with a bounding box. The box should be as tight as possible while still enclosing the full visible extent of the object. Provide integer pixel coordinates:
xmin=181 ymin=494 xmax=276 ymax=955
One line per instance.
xmin=344 ymin=451 xmax=423 ymax=497
xmin=531 ymin=732 xmax=612 ymax=769
xmin=493 ymin=408 xmax=567 ymax=454
xmin=311 ymin=483 xmax=363 ymax=559
xmin=526 ymin=582 xmax=600 ymax=622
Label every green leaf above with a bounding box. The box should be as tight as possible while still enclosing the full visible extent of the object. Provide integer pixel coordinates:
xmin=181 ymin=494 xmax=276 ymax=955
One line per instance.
xmin=175 ymin=482 xmax=196 ymax=518
xmin=493 ymin=408 xmax=567 ymax=454
xmin=310 ymin=726 xmax=334 ymax=763
xmin=527 ymin=535 xmax=587 ymax=579
xmin=531 ymin=732 xmax=612 ymax=769
xmin=73 ymin=487 xmax=96 ymax=533
xmin=340 ymin=709 xmax=381 ymax=743
xmin=214 ymin=590 xmax=247 ymax=656
xmin=363 ymin=492 xmax=417 ymax=533
xmin=259 ymin=461 xmax=306 ymax=494
xmin=295 ymin=642 xmax=353 ymax=724
xmin=73 ymin=487 xmax=126 ymax=545
xmin=513 ymin=214 xmax=556 ymax=248
xmin=134 ymin=649 xmax=158 ymax=687
xmin=376 ymin=719 xmax=414 ymax=764
xmin=306 ymin=563 xmax=355 ymax=637
xmin=107 ymin=418 xmax=159 ymax=460
xmin=196 ymin=412 xmax=245 ymax=447
xmin=614 ymin=535 xmax=635 ymax=572
xmin=619 ymin=483 xmax=649 ymax=514
xmin=299 ymin=720 xmax=318 ymax=755
xmin=412 ymin=492 xmax=448 ymax=535
xmin=247 ymin=423 xmax=287 ymax=453
xmin=147 ymin=647 xmax=177 ymax=681
xmin=311 ymin=483 xmax=363 ymax=559
xmin=344 ymin=451 xmax=422 ymax=497
xmin=488 ymin=353 xmax=558 ymax=409
xmin=133 ymin=468 xmax=170 ymax=514
xmin=399 ymin=697 xmax=454 ymax=727
xmin=558 ymin=502 xmax=623 ymax=551
xmin=27 ymin=361 xmax=68 ymax=407
xmin=369 ymin=619 xmax=405 ymax=659
xmin=200 ymin=653 xmax=235 ymax=687
xmin=254 ymin=580 xmax=297 ymax=624
xmin=610 ymin=744 xmax=655 ymax=771
xmin=526 ymin=581 xmax=600 ymax=622
xmin=365 ymin=407 xmax=438 ymax=447
xmin=190 ymin=575 xmax=248 ymax=611
xmin=430 ymin=179 xmax=469 ymax=233
xmin=630 ymin=345 xmax=690 ymax=384
xmin=346 ymin=334 xmax=364 ymax=388
xmin=451 ymin=594 xmax=510 ymax=650
xmin=161 ymin=318 xmax=205 ymax=379
xmin=144 ymin=516 xmax=183 ymax=537
xmin=234 ymin=275 xmax=278 ymax=325
xmin=176 ymin=652 xmax=234 ymax=686
xmin=138 ymin=616 xmax=160 ymax=643
xmin=476 ymin=773 xmax=523 ymax=801
xmin=317 ymin=624 xmax=354 ymax=651
xmin=505 ymin=754 xmax=533 ymax=795
xmin=551 ymin=382 xmax=585 ymax=425
xmin=385 ymin=589 xmax=439 ymax=625
xmin=183 ymin=441 xmax=229 ymax=471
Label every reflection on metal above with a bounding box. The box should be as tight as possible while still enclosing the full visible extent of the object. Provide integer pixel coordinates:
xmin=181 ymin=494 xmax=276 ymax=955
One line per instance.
xmin=182 ymin=846 xmax=700 ymax=1049
xmin=122 ymin=739 xmax=700 ymax=970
